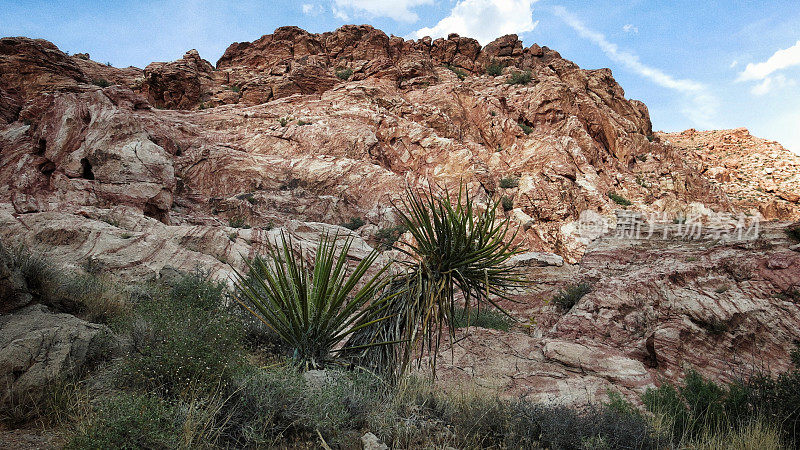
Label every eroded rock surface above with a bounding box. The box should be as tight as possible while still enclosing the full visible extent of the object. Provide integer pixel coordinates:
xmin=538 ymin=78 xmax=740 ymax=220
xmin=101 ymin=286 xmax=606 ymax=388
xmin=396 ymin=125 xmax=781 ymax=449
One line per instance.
xmin=1 ymin=27 xmax=799 ymax=405
xmin=0 ymin=304 xmax=118 ymax=405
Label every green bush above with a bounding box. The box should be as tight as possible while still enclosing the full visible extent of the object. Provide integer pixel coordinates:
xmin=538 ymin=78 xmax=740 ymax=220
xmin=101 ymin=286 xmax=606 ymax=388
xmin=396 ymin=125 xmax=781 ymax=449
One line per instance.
xmin=608 ymin=192 xmax=632 ymax=206
xmin=66 ymin=393 xmax=182 ymax=450
xmin=340 ymin=217 xmax=365 ymax=230
xmin=501 ymin=195 xmax=514 ymax=211
xmin=485 ymin=60 xmax=504 ymax=76
xmin=335 ymin=67 xmax=353 ymax=80
xmin=375 ymin=225 xmax=407 ymax=250
xmin=229 ymin=216 xmax=250 ymax=229
xmin=452 ymin=306 xmax=512 ymax=331
xmin=297 ymin=119 xmax=312 ymax=126
xmin=92 ymin=78 xmax=111 ymax=88
xmin=551 ymin=282 xmax=592 ymax=311
xmin=518 ymin=122 xmax=533 ymax=135
xmin=507 ymin=70 xmax=532 ymax=85
xmin=219 ymin=366 xmax=387 ymax=447
xmin=445 ymin=64 xmax=467 ymax=80
xmin=233 ymin=233 xmax=392 ymax=369
xmin=499 ymin=176 xmax=519 ymax=189
xmin=119 ymin=272 xmax=244 ymax=397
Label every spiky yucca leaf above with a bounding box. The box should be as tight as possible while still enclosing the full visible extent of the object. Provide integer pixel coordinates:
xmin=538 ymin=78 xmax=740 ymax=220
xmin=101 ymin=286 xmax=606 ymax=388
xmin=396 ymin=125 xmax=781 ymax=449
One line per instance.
xmin=346 ymin=185 xmax=526 ymax=377
xmin=233 ymin=232 xmax=393 ymax=369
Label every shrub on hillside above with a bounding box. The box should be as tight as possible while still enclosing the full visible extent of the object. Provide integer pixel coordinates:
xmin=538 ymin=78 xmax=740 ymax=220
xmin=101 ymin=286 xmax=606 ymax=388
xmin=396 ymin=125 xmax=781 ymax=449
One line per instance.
xmin=340 ymin=217 xmax=366 ymax=230
xmin=120 ymin=272 xmax=244 ymax=397
xmin=507 ymin=70 xmax=532 ymax=85
xmin=66 ymin=393 xmax=182 ymax=449
xmin=608 ymin=192 xmax=632 ymax=206
xmin=499 ymin=176 xmax=519 ymax=189
xmin=335 ymin=67 xmax=353 ymax=80
xmin=551 ymin=282 xmax=592 ymax=311
xmin=451 ymin=305 xmax=512 ymax=331
xmin=485 ymin=60 xmax=504 ymax=76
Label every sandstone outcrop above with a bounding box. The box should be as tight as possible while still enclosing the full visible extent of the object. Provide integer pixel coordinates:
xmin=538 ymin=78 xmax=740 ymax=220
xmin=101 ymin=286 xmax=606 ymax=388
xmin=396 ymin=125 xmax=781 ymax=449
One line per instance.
xmin=1 ymin=27 xmax=798 ymax=405
xmin=659 ymin=128 xmax=800 ymax=220
xmin=0 ymin=304 xmax=118 ymax=405
xmin=431 ymin=222 xmax=800 ymax=404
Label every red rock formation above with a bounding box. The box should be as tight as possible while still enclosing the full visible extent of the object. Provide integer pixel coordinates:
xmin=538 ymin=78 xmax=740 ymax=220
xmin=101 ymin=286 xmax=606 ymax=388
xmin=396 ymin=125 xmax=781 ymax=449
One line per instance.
xmin=1 ymin=27 xmax=798 ymax=404
xmin=659 ymin=128 xmax=800 ymax=220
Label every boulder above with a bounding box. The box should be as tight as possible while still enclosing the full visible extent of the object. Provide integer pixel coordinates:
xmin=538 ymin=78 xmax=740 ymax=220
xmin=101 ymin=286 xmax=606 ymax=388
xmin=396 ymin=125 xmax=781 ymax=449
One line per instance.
xmin=0 ymin=304 xmax=118 ymax=405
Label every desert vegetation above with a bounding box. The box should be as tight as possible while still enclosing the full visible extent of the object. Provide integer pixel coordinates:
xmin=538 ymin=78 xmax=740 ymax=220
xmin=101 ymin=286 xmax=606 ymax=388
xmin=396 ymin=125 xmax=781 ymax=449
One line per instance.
xmin=2 ymin=233 xmax=800 ymax=448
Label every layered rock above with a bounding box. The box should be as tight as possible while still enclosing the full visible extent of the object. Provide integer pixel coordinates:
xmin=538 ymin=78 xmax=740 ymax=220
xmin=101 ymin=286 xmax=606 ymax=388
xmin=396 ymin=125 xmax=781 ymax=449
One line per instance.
xmin=1 ymin=27 xmax=798 ymax=405
xmin=659 ymin=128 xmax=800 ymax=220
xmin=431 ymin=222 xmax=800 ymax=404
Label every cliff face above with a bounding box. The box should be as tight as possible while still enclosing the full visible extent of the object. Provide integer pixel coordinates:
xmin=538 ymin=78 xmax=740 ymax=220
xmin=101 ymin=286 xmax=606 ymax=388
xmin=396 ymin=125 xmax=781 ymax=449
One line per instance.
xmin=1 ymin=27 xmax=798 ymax=404
xmin=1 ymin=27 xmax=735 ymax=264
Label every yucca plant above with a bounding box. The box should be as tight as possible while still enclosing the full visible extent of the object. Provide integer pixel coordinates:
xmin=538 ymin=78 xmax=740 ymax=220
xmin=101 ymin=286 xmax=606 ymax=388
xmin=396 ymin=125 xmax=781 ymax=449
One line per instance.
xmin=345 ymin=185 xmax=526 ymax=377
xmin=233 ymin=233 xmax=394 ymax=370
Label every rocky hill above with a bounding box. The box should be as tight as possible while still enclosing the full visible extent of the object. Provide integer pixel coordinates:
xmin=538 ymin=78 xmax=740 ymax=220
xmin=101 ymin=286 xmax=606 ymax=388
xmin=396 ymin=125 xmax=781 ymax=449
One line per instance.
xmin=1 ymin=27 xmax=799 ymax=408
xmin=660 ymin=128 xmax=800 ymax=220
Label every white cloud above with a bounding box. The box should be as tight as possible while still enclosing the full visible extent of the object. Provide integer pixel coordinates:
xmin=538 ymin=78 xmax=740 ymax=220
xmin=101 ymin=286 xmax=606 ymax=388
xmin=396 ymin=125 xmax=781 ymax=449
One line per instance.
xmin=751 ymin=74 xmax=795 ymax=96
xmin=332 ymin=0 xmax=433 ymax=23
xmin=302 ymin=4 xmax=324 ymax=15
xmin=729 ymin=60 xmax=738 ymax=69
xmin=738 ymin=40 xmax=800 ymax=81
xmin=552 ymin=6 xmax=716 ymax=128
xmin=411 ymin=0 xmax=539 ymax=46
xmin=622 ymin=24 xmax=638 ymax=34
xmin=737 ymin=41 xmax=800 ymax=97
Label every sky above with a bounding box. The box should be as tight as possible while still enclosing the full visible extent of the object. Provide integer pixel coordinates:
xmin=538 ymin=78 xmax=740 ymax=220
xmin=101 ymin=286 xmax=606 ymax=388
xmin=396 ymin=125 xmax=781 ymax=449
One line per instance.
xmin=2 ymin=0 xmax=800 ymax=154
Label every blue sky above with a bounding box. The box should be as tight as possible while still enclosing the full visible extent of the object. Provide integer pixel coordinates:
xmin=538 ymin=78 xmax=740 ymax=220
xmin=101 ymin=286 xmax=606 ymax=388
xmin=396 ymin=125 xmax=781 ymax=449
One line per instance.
xmin=2 ymin=0 xmax=799 ymax=153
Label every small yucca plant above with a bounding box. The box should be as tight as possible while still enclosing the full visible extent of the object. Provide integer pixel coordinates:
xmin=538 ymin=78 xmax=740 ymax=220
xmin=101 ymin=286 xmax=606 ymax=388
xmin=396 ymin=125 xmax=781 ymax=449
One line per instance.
xmin=346 ymin=185 xmax=526 ymax=377
xmin=233 ymin=233 xmax=393 ymax=369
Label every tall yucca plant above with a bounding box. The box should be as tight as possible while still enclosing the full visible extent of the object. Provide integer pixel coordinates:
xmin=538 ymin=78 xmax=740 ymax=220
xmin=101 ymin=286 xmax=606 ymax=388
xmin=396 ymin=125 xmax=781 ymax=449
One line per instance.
xmin=345 ymin=185 xmax=526 ymax=377
xmin=233 ymin=232 xmax=393 ymax=370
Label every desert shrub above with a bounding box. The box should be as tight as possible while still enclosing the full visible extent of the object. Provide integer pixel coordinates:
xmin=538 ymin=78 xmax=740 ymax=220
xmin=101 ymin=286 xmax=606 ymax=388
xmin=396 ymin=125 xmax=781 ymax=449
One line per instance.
xmin=507 ymin=70 xmax=532 ymax=85
xmin=340 ymin=216 xmax=366 ymax=230
xmin=66 ymin=393 xmax=182 ymax=450
xmin=119 ymin=271 xmax=244 ymax=397
xmin=518 ymin=122 xmax=533 ymax=134
xmin=608 ymin=192 xmax=632 ymax=206
xmin=640 ymin=370 xmax=781 ymax=444
xmin=452 ymin=305 xmax=512 ymax=331
xmin=228 ymin=216 xmax=250 ymax=229
xmin=297 ymin=119 xmax=312 ymax=126
xmin=335 ymin=67 xmax=353 ymax=80
xmin=485 ymin=60 xmax=504 ymax=76
xmin=2 ymin=243 xmax=130 ymax=324
xmin=786 ymin=223 xmax=800 ymax=242
xmin=552 ymin=282 xmax=592 ymax=311
xmin=501 ymin=195 xmax=514 ymax=211
xmin=227 ymin=85 xmax=240 ymax=93
xmin=219 ymin=366 xmax=387 ymax=447
xmin=445 ymin=64 xmax=467 ymax=80
xmin=91 ymin=78 xmax=111 ymax=88
xmin=233 ymin=233 xmax=392 ymax=369
xmin=375 ymin=224 xmax=407 ymax=250
xmin=744 ymin=369 xmax=800 ymax=446
xmin=60 ymin=273 xmax=131 ymax=326
xmin=0 ymin=375 xmax=92 ymax=427
xmin=387 ymin=380 xmax=663 ymax=449
xmin=279 ymin=116 xmax=290 ymax=127
xmin=499 ymin=176 xmax=519 ymax=189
